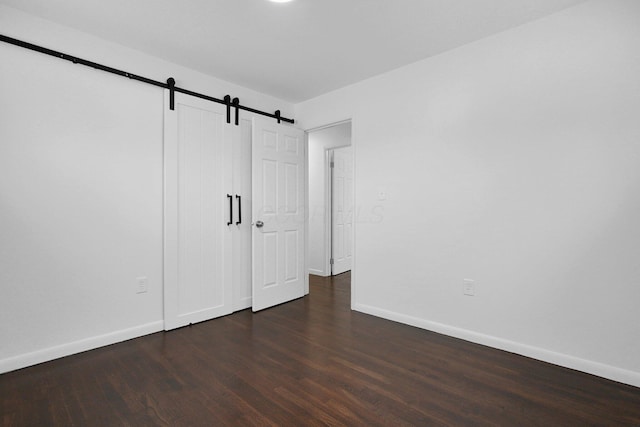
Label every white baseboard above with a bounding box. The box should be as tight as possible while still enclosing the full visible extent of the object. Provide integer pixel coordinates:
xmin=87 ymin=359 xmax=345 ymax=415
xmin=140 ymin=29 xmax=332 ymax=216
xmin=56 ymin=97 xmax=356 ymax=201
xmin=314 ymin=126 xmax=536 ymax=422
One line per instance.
xmin=0 ymin=321 xmax=164 ymax=374
xmin=354 ymin=303 xmax=640 ymax=389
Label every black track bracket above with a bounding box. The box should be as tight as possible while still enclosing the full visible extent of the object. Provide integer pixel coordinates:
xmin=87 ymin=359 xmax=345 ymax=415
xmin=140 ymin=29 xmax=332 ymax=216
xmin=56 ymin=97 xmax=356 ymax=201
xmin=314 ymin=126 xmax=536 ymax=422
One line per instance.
xmin=224 ymin=95 xmax=232 ymax=124
xmin=232 ymin=97 xmax=240 ymax=126
xmin=167 ymin=78 xmax=176 ymax=110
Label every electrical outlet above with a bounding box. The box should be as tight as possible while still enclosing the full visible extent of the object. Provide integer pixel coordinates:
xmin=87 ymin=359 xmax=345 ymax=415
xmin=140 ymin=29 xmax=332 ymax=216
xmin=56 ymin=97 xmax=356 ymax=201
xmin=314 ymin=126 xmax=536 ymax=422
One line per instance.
xmin=463 ymin=279 xmax=475 ymax=296
xmin=136 ymin=276 xmax=148 ymax=294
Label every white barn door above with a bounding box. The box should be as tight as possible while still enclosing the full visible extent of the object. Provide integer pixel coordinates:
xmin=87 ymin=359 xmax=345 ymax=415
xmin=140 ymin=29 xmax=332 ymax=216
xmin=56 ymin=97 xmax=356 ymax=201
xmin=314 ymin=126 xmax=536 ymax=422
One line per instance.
xmin=164 ymin=92 xmax=233 ymax=330
xmin=331 ymin=146 xmax=353 ymax=275
xmin=252 ymin=117 xmax=306 ymax=312
xmin=231 ymin=118 xmax=253 ymax=311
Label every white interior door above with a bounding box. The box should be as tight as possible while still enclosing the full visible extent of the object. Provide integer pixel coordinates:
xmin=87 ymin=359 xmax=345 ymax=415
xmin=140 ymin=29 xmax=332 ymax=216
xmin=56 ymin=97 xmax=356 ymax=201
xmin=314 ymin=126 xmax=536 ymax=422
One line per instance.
xmin=252 ymin=117 xmax=306 ymax=312
xmin=331 ymin=147 xmax=353 ymax=275
xmin=164 ymin=92 xmax=232 ymax=330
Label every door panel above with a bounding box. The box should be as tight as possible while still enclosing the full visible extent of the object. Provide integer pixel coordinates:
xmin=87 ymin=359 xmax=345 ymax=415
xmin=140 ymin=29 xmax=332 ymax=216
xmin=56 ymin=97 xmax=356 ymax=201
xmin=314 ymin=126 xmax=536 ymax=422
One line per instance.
xmin=164 ymin=92 xmax=232 ymax=330
xmin=252 ymin=117 xmax=306 ymax=312
xmin=332 ymin=147 xmax=353 ymax=275
xmin=285 ymin=230 xmax=299 ymax=282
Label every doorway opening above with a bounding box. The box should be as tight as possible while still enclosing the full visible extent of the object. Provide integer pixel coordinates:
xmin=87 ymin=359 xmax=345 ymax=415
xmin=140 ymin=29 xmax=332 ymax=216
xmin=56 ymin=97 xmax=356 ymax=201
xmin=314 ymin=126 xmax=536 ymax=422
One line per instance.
xmin=307 ymin=121 xmax=353 ymax=291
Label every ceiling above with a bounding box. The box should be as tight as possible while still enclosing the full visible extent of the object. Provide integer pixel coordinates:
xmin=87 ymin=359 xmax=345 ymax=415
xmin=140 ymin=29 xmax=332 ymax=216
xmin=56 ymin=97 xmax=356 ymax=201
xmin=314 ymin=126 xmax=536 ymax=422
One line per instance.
xmin=1 ymin=0 xmax=586 ymax=103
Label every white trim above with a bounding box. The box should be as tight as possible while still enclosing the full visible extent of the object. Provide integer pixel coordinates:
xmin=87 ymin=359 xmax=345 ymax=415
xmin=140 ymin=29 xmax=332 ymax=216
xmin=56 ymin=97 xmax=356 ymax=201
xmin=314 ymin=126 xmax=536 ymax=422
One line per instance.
xmin=305 ymin=119 xmax=352 ymax=134
xmin=354 ymin=303 xmax=640 ymax=389
xmin=0 ymin=321 xmax=164 ymax=374
xmin=324 ymin=149 xmax=333 ymax=275
xmin=304 ymin=130 xmax=310 ymax=295
xmin=308 ymin=268 xmax=326 ymax=276
xmin=350 ymin=119 xmax=357 ymax=310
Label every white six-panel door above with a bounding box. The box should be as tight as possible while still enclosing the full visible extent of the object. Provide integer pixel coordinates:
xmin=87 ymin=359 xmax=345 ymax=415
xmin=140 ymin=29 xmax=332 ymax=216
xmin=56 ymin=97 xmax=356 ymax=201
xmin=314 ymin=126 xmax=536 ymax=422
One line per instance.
xmin=331 ymin=147 xmax=353 ymax=275
xmin=252 ymin=117 xmax=306 ymax=312
xmin=164 ymin=92 xmax=233 ymax=330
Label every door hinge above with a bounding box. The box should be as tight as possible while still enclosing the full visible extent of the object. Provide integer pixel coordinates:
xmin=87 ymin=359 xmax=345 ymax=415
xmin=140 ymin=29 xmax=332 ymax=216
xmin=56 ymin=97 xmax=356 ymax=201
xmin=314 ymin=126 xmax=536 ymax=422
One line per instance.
xmin=330 ymin=258 xmax=334 ymax=265
xmin=330 ymin=161 xmax=335 ymax=168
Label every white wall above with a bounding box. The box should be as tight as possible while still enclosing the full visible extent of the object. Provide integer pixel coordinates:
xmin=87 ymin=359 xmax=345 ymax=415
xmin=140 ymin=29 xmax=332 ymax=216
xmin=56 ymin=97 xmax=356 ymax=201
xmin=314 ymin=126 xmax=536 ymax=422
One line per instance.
xmin=0 ymin=5 xmax=293 ymax=373
xmin=308 ymin=123 xmax=351 ymax=276
xmin=296 ymin=0 xmax=640 ymax=387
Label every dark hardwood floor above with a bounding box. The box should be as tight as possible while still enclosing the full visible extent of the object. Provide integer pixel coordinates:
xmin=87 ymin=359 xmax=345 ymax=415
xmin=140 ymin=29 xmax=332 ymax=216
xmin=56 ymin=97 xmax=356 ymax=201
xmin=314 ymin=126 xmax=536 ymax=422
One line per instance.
xmin=2 ymin=272 xmax=640 ymax=426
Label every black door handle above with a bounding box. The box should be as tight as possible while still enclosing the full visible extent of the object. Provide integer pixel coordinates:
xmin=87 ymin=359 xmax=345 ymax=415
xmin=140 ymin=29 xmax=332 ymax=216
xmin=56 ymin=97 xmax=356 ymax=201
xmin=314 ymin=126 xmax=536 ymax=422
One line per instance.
xmin=236 ymin=195 xmax=242 ymax=225
xmin=227 ymin=194 xmax=233 ymax=226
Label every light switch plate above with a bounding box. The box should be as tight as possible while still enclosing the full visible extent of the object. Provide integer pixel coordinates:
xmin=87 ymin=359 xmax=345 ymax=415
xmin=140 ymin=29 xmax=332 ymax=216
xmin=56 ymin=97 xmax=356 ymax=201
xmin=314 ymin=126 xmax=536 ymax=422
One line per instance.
xmin=463 ymin=279 xmax=475 ymax=296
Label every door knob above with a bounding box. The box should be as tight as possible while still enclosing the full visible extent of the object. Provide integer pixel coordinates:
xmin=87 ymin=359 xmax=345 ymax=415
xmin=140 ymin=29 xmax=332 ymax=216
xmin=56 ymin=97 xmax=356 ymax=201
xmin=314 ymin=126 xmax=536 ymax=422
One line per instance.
xmin=255 ymin=221 xmax=264 ymax=228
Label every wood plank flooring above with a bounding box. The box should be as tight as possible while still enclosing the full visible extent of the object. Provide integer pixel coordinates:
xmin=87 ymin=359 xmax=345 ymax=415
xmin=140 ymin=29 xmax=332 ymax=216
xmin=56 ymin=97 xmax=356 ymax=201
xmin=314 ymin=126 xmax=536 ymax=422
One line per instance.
xmin=2 ymin=272 xmax=640 ymax=426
